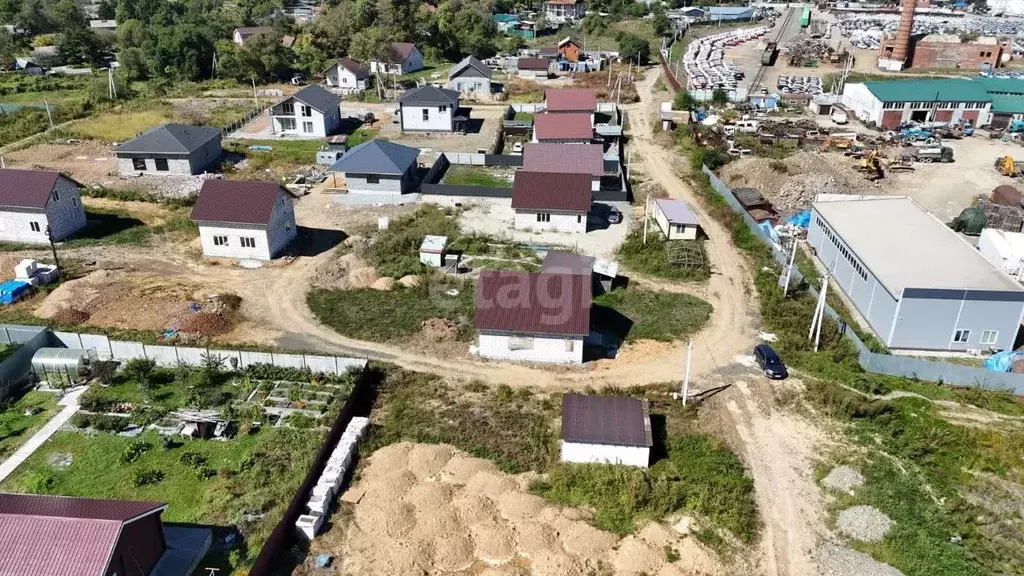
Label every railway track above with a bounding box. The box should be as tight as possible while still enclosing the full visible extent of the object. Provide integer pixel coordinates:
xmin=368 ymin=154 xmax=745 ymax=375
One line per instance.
xmin=749 ymin=7 xmax=796 ymax=94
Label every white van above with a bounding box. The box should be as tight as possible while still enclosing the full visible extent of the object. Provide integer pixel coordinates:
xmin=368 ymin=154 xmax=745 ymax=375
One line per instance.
xmin=735 ymin=119 xmax=759 ymax=133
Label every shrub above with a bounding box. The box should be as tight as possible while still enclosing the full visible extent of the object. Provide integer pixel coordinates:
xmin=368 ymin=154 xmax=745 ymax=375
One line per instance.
xmin=78 ymin=388 xmax=117 ymax=413
xmin=121 ymin=440 xmax=152 ymax=464
xmin=179 ymin=451 xmax=208 ymax=468
xmin=285 ymin=412 xmax=317 ymax=429
xmin=69 ymin=412 xmax=91 ymax=428
xmin=122 ymin=358 xmax=157 ymax=389
xmin=769 ymin=160 xmax=788 ymax=173
xmin=24 ymin=470 xmax=58 ymax=494
xmin=89 ymin=414 xmax=128 ymax=432
xmin=131 ymin=468 xmax=164 ymax=487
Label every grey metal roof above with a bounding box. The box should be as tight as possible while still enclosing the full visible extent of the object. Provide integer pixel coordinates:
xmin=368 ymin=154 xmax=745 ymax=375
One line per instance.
xmin=542 ymin=251 xmax=594 ymax=276
xmin=813 ymin=196 xmax=1024 ymax=294
xmin=283 ymin=85 xmax=341 ymax=114
xmin=561 ymin=394 xmax=652 ymax=448
xmin=400 ymin=85 xmax=460 ymax=106
xmin=655 ymin=198 xmax=699 ymax=225
xmin=449 ymin=55 xmax=492 ymax=79
xmin=329 ymin=139 xmax=420 ymax=175
xmin=114 ymin=124 xmax=221 ymax=155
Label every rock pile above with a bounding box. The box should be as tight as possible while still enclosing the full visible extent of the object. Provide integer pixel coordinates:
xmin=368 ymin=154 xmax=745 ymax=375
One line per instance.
xmin=822 ymin=466 xmax=866 ymax=493
xmin=837 ymin=505 xmax=894 ymax=543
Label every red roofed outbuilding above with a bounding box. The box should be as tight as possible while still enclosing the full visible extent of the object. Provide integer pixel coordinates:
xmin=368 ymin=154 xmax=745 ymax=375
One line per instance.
xmin=190 ymin=179 xmax=297 ymax=260
xmin=544 ymin=88 xmax=597 ymax=114
xmin=0 ymin=168 xmax=86 ymax=244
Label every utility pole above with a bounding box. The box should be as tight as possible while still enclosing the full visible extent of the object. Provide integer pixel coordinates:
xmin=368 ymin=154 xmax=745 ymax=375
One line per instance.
xmin=681 ymin=339 xmax=693 ymax=405
xmin=45 ymin=225 xmax=60 ymax=275
xmin=643 ymin=193 xmax=649 ymax=246
xmin=814 ymin=277 xmax=829 ymax=352
xmin=107 ymin=68 xmax=117 ymax=100
xmin=43 ymin=97 xmax=53 ymax=130
xmin=251 ymin=78 xmax=259 ymax=106
xmin=782 ymin=236 xmax=797 ymax=297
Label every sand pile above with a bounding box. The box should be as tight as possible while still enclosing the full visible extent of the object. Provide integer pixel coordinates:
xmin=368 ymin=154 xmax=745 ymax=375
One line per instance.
xmin=421 ymin=318 xmax=458 ymax=342
xmin=312 ymin=254 xmax=379 ymax=290
xmin=327 ymin=442 xmax=723 ymax=576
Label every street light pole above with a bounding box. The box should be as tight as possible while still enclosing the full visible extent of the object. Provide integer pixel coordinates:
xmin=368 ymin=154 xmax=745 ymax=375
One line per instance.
xmin=45 ymin=225 xmax=60 ymax=274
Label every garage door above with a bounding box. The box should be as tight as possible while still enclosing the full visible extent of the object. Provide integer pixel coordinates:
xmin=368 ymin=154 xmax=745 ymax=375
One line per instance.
xmin=961 ymin=110 xmax=981 ymax=125
xmin=881 ymin=110 xmax=903 ymax=129
xmin=933 ymin=110 xmax=953 ymax=122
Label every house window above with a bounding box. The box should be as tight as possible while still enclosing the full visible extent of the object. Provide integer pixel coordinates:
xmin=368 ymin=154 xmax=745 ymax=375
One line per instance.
xmin=980 ymin=330 xmax=999 ymax=345
xmin=302 ymin=121 xmax=314 ymax=133
xmin=29 ymin=221 xmax=40 ymax=232
xmin=439 ymin=105 xmax=448 ymax=112
xmin=953 ymin=329 xmax=971 ymax=343
xmin=280 ymin=118 xmax=296 ymax=131
xmin=240 ymin=237 xmax=256 ymax=248
xmin=508 ymin=336 xmax=534 ymax=350
xmin=213 ymin=235 xmax=228 ymax=246
xmin=674 ymin=224 xmax=686 ymax=233
xmin=536 ymin=213 xmax=551 ymax=222
xmin=155 ymin=158 xmax=169 ymax=171
xmin=132 ymin=158 xmax=146 ymax=170
xmin=301 ymin=105 xmax=312 ymax=117
xmin=565 ymin=340 xmax=575 ymax=352
xmin=366 ymin=174 xmax=379 ymax=184
xmin=577 ymin=214 xmax=582 ymax=223
xmin=52 ymin=190 xmax=59 ymax=202
xmin=422 ymin=108 xmax=430 ymax=121
xmin=282 ymin=102 xmax=294 ymax=115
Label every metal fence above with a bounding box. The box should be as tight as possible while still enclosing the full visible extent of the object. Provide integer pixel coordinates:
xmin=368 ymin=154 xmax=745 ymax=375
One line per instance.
xmin=421 ymin=183 xmax=513 ymax=198
xmin=221 ymin=106 xmax=268 ymax=137
xmin=0 ymin=326 xmax=50 ymax=399
xmin=700 ymin=166 xmax=1024 ymax=394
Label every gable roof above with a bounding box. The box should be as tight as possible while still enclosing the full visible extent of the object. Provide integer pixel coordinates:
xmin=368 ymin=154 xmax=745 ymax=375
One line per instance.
xmin=0 ymin=168 xmax=61 ymax=209
xmin=523 ymin=143 xmax=604 ymax=178
xmin=518 ymin=57 xmax=551 ymax=71
xmin=235 ymin=26 xmax=272 ymax=39
xmin=281 ymin=84 xmax=341 ymax=114
xmin=542 ymin=250 xmax=594 ymax=276
xmin=545 ymin=89 xmax=597 ymax=113
xmin=561 ymin=394 xmax=653 ymax=447
xmin=190 ymin=179 xmax=285 ymax=225
xmin=0 ymin=494 xmax=166 ymax=576
xmin=861 ymin=79 xmax=990 ymax=103
xmin=558 ymin=36 xmax=579 ymax=48
xmin=115 ymin=123 xmax=221 ymax=155
xmin=335 ymin=58 xmax=370 ymax=79
xmin=475 ymin=271 xmax=591 ymax=337
xmin=655 ymin=198 xmax=700 ymax=225
xmin=534 ymin=113 xmax=593 ymax=140
xmin=512 ymin=171 xmax=592 ymax=212
xmin=449 ymin=55 xmax=492 ymax=79
xmin=401 ymin=85 xmax=460 ymax=106
xmin=391 ymin=42 xmax=418 ymax=61
xmin=329 ymin=139 xmax=420 ymax=175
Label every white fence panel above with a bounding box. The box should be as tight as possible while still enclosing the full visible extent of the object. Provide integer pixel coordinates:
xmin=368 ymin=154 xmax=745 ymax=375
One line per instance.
xmin=210 ymin=349 xmax=243 ymax=370
xmin=338 ymin=358 xmax=369 ymax=373
xmin=110 ymin=340 xmax=146 ymax=360
xmin=511 ymin=103 xmax=544 ymax=113
xmin=144 ymin=345 xmax=179 ymax=367
xmin=79 ymin=334 xmax=112 ymax=359
xmin=174 ymin=347 xmax=206 ymax=366
xmin=305 ymin=355 xmax=338 ymax=375
xmin=52 ymin=331 xmax=83 ymax=348
xmin=239 ymin=351 xmax=274 ymax=368
xmin=274 ymin=353 xmax=306 ymax=369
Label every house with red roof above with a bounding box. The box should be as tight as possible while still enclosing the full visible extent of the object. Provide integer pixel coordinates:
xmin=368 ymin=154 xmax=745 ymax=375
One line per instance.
xmin=532 ymin=112 xmax=594 ymax=144
xmin=475 ymin=270 xmax=591 ymax=364
xmin=544 ymin=88 xmax=597 ymax=116
xmin=0 ymin=168 xmax=86 ymax=244
xmin=512 ymin=171 xmax=592 ymax=234
xmin=190 ymin=180 xmax=297 ymax=260
xmin=0 ymin=493 xmax=210 ymax=576
xmin=522 ymin=143 xmax=605 ymax=192
xmin=544 ymin=0 xmax=586 ymax=23
xmin=370 ymin=42 xmax=424 ymax=76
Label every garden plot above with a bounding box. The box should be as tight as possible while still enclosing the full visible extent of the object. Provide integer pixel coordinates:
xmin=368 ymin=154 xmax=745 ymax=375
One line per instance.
xmin=258 ymin=380 xmax=352 ymax=428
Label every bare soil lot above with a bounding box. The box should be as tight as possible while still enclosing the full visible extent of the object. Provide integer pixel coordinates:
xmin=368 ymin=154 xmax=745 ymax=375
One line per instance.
xmin=379 ymin=106 xmax=505 ymax=153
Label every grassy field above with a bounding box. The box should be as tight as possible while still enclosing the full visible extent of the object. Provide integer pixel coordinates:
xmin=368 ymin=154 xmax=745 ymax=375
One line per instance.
xmin=594 ymin=288 xmax=713 ymax=343
xmin=226 ymin=126 xmax=378 ymax=168
xmin=0 ymin=391 xmax=60 ymax=460
xmin=618 ymin=227 xmax=712 ymax=282
xmin=442 ymin=165 xmax=513 ymax=187
xmin=69 ymin=109 xmax=173 ymax=142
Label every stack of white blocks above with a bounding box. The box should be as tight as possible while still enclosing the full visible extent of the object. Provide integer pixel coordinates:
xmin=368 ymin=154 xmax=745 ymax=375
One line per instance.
xmin=295 ymin=416 xmax=370 ymax=540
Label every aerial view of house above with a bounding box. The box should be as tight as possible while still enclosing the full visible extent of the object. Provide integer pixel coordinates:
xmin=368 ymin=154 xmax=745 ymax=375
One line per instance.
xmin=324 ymin=58 xmax=370 ymax=94
xmin=232 ymin=26 xmax=272 ymax=46
xmin=269 ymin=85 xmax=342 ymax=137
xmin=544 ymin=0 xmax=586 ymax=22
xmin=448 ymin=55 xmax=493 ymax=95
xmin=329 ymin=139 xmax=420 ymax=195
xmin=115 ymin=124 xmax=223 ymax=176
xmin=190 ymin=179 xmax=297 ymax=260
xmin=545 ymin=88 xmax=598 ymax=115
xmin=653 ymin=198 xmax=702 ymax=240
xmin=557 ymin=36 xmax=583 ymax=62
xmin=532 ymin=112 xmax=594 ymax=143
xmin=370 ymin=42 xmax=424 ymax=75
xmin=511 ymin=171 xmax=592 ymax=234
xmin=517 ymin=57 xmax=551 ymax=79
xmin=399 ymin=86 xmax=461 ymax=132
xmin=560 ymin=393 xmax=652 ymax=467
xmin=523 ymin=143 xmax=605 ymax=190
xmin=0 ymin=168 xmax=86 ymax=244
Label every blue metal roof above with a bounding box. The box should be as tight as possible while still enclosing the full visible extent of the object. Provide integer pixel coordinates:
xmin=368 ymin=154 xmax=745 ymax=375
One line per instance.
xmin=329 ymin=139 xmax=420 ymax=175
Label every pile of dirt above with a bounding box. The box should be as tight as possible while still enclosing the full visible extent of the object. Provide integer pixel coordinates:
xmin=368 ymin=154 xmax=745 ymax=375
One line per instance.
xmin=719 ymin=151 xmax=882 ymax=214
xmin=421 ymin=318 xmax=458 ymax=342
xmin=398 ymin=275 xmax=422 ymax=288
xmin=370 ymin=277 xmax=395 ymax=291
xmin=313 ymin=442 xmax=721 ymax=576
xmin=837 ymin=505 xmax=893 ymax=542
xmin=51 ymin=308 xmax=91 ymax=324
xmin=176 ymin=312 xmax=230 ymax=336
xmin=823 ymin=466 xmax=865 ymax=493
xmin=312 ymin=254 xmax=379 ymax=290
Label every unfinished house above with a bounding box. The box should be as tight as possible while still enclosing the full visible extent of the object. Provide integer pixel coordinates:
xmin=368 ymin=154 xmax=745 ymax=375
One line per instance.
xmin=270 ymin=85 xmax=342 ymax=138
xmin=190 ymin=179 xmax=297 ymax=260
xmin=115 ymin=123 xmax=222 ymax=176
xmin=475 ymin=270 xmax=592 ymax=364
xmin=328 ymin=139 xmax=420 ymax=195
xmin=512 ymin=171 xmax=592 ymax=234
xmin=560 ymin=393 xmax=652 ymax=467
xmin=0 ymin=168 xmax=86 ymax=244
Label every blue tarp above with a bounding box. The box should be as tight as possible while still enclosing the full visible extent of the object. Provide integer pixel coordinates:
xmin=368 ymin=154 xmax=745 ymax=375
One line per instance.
xmin=984 ymin=350 xmax=1024 ymax=372
xmin=0 ymin=280 xmax=30 ymax=305
xmin=787 ymin=210 xmax=811 ymax=228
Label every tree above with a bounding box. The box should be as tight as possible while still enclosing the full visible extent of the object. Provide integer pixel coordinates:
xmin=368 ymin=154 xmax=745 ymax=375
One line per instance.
xmin=673 ymin=90 xmax=697 ymax=111
xmin=617 ymin=33 xmax=650 ymax=64
xmin=53 ymin=0 xmax=86 ymax=32
xmin=17 ymin=0 xmax=50 ymax=33
xmin=116 ymin=19 xmax=147 ymax=49
xmin=97 ymin=0 xmax=117 ymax=20
xmin=711 ymin=88 xmax=728 ymax=106
xmin=0 ymin=30 xmax=16 ymax=70
xmin=216 ymin=31 xmax=291 ymax=82
xmin=90 ymin=360 xmax=119 ymax=386
xmin=580 ymin=12 xmax=607 ymax=37
xmin=235 ymin=0 xmax=283 ymax=26
xmin=57 ymin=28 xmax=102 ymax=66
xmin=122 ymin=358 xmax=157 ymax=389
xmin=651 ymin=4 xmax=671 ymax=37
xmin=118 ymin=46 xmax=148 ymax=80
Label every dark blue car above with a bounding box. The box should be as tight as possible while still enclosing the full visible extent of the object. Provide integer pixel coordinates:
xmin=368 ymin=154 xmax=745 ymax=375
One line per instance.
xmin=754 ymin=344 xmax=788 ymax=380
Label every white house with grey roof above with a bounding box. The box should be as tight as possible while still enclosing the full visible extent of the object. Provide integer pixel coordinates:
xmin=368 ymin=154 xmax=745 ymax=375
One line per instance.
xmin=448 ymin=55 xmax=493 ymax=96
xmin=399 ymin=86 xmax=461 ymax=132
xmin=328 ymin=139 xmax=420 ymax=195
xmin=653 ymin=198 xmax=701 ymax=240
xmin=809 ymin=195 xmax=1024 ymax=352
xmin=115 ymin=124 xmax=222 ymax=176
xmin=370 ymin=42 xmax=424 ymax=75
xmin=270 ymin=85 xmax=342 ymax=138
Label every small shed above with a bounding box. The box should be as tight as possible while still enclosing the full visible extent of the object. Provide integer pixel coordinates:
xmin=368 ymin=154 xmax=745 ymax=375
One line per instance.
xmin=541 ymin=250 xmax=618 ymax=294
xmin=560 ymin=393 xmax=652 ymax=468
xmin=653 ymin=198 xmax=701 ymax=240
xmin=733 ymin=187 xmax=771 ymax=210
xmin=31 ymin=348 xmax=96 ymax=385
xmin=419 ymin=235 xmax=448 ymax=267
xmin=992 ymin=184 xmax=1022 ymax=207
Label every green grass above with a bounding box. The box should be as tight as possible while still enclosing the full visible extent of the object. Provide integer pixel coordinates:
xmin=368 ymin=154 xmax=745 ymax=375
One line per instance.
xmin=0 ymin=343 xmax=21 ymax=363
xmin=594 ymin=288 xmax=713 ymax=343
xmin=69 ymin=108 xmax=174 ymax=142
xmin=226 ymin=126 xmax=378 ymax=166
xmin=0 ymin=208 xmax=151 ymax=252
xmin=308 ymin=278 xmax=475 ymax=343
xmin=442 ymin=165 xmax=512 ymax=187
xmin=0 ymin=391 xmax=60 ymax=460
xmin=617 ymin=227 xmax=712 ymax=282
xmin=512 ymin=111 xmax=534 ymax=122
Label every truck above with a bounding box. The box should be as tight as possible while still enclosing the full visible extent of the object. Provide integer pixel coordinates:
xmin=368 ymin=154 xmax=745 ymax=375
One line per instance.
xmin=915 ymin=146 xmax=954 ymax=163
xmin=761 ymin=42 xmax=778 ymax=66
xmin=830 ymin=109 xmax=848 ymax=124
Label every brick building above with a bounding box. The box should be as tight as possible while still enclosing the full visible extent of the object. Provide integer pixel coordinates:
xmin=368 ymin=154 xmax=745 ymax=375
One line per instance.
xmin=878 ymin=34 xmax=1008 ymax=72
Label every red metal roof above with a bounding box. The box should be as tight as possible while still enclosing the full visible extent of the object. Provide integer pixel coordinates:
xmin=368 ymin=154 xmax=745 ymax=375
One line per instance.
xmin=561 ymin=394 xmax=652 ymax=447
xmin=523 ymin=143 xmax=604 ymax=178
xmin=392 ymin=42 xmax=418 ymax=60
xmin=512 ymin=171 xmax=592 ymax=212
xmin=545 ymin=89 xmax=597 ymax=113
xmin=533 ymin=113 xmax=593 ymax=141
xmin=0 ymin=168 xmax=60 ymax=209
xmin=475 ymin=271 xmax=591 ymax=337
xmin=0 ymin=494 xmax=164 ymax=520
xmin=190 ymin=179 xmax=285 ymax=225
xmin=517 ymin=57 xmax=550 ymax=71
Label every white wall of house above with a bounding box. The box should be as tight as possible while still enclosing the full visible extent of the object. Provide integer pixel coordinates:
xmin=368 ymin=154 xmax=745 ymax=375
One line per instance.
xmin=116 ymin=135 xmax=222 ymax=176
xmin=514 ymin=210 xmax=588 ymax=233
xmin=545 ymin=1 xmax=585 ymax=21
xmin=560 ymin=441 xmax=650 ymax=468
xmin=450 ymin=75 xmax=491 ymax=95
xmin=232 ymin=30 xmax=244 ymax=45
xmin=0 ymin=178 xmax=85 ymax=244
xmin=198 ymin=225 xmax=273 ymax=260
xmin=840 ymin=83 xmax=884 ymax=125
xmin=325 ymin=66 xmax=369 ymax=93
xmin=518 ymin=69 xmax=548 ymax=79
xmin=400 ymin=104 xmax=455 ymax=132
xmin=271 ymin=101 xmax=341 ymax=138
xmin=654 ymin=209 xmax=699 ymax=240
xmin=370 ymin=48 xmax=424 ymax=75
xmin=263 ymin=193 xmax=298 ymax=257
xmin=478 ymin=332 xmax=584 ymax=364
xmin=0 ymin=210 xmax=53 ymax=244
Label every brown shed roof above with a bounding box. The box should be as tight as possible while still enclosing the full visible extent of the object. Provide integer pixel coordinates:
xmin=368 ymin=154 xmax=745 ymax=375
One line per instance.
xmin=545 ymin=89 xmax=597 ymax=113
xmin=561 ymin=393 xmax=652 ymax=447
xmin=534 ymin=113 xmax=593 ymax=141
xmin=190 ymin=179 xmax=285 ymax=225
xmin=992 ymin=184 xmax=1022 ymax=206
xmin=475 ymin=271 xmax=591 ymax=337
xmin=0 ymin=168 xmax=61 ymax=209
xmin=518 ymin=57 xmax=550 ymax=71
xmin=392 ymin=42 xmax=418 ymax=60
xmin=523 ymin=143 xmax=604 ymax=177
xmin=512 ymin=171 xmax=592 ymax=212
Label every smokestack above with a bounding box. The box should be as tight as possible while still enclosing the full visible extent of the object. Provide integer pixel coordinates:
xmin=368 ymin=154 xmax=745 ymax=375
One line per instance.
xmin=891 ymin=0 xmax=916 ymax=65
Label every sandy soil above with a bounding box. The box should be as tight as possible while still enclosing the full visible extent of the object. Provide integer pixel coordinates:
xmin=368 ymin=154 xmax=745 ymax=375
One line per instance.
xmin=7 ymin=141 xmax=118 ymax=185
xmin=297 ymin=442 xmax=725 ymax=576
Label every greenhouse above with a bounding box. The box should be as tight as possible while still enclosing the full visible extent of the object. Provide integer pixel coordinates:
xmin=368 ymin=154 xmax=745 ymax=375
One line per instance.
xmin=31 ymin=348 xmax=96 ymax=387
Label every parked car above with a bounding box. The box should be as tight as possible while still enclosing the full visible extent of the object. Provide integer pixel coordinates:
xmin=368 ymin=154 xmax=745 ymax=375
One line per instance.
xmin=607 ymin=207 xmax=622 ymax=224
xmin=512 ymin=142 xmax=523 ymax=154
xmin=753 ymin=344 xmax=788 ymax=379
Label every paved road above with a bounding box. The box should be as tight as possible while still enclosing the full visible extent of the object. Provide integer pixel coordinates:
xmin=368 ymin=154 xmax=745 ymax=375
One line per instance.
xmin=0 ymin=387 xmax=85 ymax=484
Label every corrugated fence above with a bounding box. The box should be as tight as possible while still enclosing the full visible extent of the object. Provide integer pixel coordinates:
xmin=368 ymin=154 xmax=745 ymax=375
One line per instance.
xmin=701 ymin=165 xmax=1024 ymax=394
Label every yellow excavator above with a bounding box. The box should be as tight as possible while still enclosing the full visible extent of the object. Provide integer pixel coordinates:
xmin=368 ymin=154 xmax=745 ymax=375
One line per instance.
xmin=996 ymin=155 xmax=1022 ymax=177
xmin=854 ymin=149 xmax=884 ymax=180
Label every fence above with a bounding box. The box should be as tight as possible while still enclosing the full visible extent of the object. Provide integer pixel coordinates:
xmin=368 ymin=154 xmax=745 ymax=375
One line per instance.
xmin=220 ymin=106 xmax=268 ymax=137
xmin=421 ymin=183 xmax=513 ymax=198
xmin=658 ymin=50 xmax=683 ymax=93
xmin=0 ymin=326 xmax=50 ymax=399
xmin=700 ymin=166 xmax=1024 ymax=394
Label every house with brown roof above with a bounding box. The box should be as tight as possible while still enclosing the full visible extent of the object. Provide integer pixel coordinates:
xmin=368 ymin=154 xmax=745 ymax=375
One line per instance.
xmin=370 ymin=42 xmax=424 ymax=75
xmin=0 ymin=168 xmax=86 ymax=244
xmin=532 ymin=112 xmax=594 ymax=144
xmin=522 ymin=143 xmax=605 ymax=191
xmin=558 ymin=37 xmax=582 ymax=62
xmin=545 ymin=88 xmax=597 ymax=115
xmin=190 ymin=179 xmax=297 ymax=260
xmin=475 ymin=270 xmax=591 ymax=364
xmin=517 ymin=57 xmax=551 ymax=79
xmin=561 ymin=393 xmax=652 ymax=467
xmin=324 ymin=58 xmax=370 ymax=94
xmin=0 ymin=493 xmax=211 ymax=576
xmin=512 ymin=171 xmax=592 ymax=234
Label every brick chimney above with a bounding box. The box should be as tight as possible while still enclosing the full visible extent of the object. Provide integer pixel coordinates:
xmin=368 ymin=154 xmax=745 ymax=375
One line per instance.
xmin=891 ymin=0 xmax=916 ymax=65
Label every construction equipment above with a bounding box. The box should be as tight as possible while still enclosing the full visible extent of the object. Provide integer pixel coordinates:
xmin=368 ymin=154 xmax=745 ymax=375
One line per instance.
xmin=820 ymin=136 xmax=854 ymax=151
xmin=996 ymin=155 xmax=1024 ymax=177
xmin=914 ymin=146 xmax=954 ymax=163
xmin=900 ymin=126 xmax=933 ymax=142
xmin=853 ymin=149 xmax=884 ymax=180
